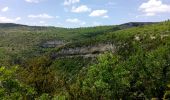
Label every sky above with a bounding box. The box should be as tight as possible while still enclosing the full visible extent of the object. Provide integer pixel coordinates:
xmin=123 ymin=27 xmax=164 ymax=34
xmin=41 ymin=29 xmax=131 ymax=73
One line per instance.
xmin=0 ymin=0 xmax=170 ymax=27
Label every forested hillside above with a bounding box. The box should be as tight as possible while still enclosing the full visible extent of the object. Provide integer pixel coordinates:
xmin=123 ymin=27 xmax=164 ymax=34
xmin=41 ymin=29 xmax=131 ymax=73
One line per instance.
xmin=0 ymin=21 xmax=170 ymax=99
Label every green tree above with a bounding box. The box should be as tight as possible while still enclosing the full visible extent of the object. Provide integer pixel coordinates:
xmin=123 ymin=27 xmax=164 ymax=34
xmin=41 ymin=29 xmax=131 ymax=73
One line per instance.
xmin=18 ymin=56 xmax=57 ymax=95
xmin=70 ymin=53 xmax=130 ymax=99
xmin=0 ymin=66 xmax=36 ymax=100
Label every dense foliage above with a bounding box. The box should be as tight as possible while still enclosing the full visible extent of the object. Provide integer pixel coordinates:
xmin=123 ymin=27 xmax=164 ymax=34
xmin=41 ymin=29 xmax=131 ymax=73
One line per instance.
xmin=0 ymin=21 xmax=170 ymax=99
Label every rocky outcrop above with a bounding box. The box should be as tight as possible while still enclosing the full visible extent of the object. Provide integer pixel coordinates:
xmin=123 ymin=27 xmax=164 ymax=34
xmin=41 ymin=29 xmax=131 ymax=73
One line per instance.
xmin=41 ymin=40 xmax=116 ymax=58
xmin=52 ymin=43 xmax=116 ymax=58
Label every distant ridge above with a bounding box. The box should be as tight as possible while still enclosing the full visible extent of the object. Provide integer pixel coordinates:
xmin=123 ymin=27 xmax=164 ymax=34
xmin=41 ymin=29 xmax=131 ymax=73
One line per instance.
xmin=0 ymin=23 xmax=28 ymax=28
xmin=0 ymin=22 xmax=158 ymax=28
xmin=120 ymin=22 xmax=158 ymax=29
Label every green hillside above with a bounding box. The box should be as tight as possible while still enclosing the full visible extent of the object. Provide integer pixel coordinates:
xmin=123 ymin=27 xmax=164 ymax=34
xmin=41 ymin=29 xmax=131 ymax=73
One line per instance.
xmin=0 ymin=21 xmax=170 ymax=99
xmin=0 ymin=24 xmax=120 ymax=66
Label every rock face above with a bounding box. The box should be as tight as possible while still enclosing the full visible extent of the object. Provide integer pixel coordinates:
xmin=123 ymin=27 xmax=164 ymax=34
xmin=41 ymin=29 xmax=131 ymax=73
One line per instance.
xmin=52 ymin=43 xmax=116 ymax=58
xmin=41 ymin=40 xmax=116 ymax=58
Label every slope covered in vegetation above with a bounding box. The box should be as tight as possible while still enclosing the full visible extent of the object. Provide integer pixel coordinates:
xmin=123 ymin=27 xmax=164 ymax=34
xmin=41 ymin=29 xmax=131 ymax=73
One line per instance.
xmin=0 ymin=24 xmax=120 ymax=66
xmin=0 ymin=21 xmax=170 ymax=99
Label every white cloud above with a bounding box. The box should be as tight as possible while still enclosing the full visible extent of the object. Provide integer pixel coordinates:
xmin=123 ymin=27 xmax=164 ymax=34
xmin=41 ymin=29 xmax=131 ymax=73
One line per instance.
xmin=0 ymin=16 xmax=21 ymax=23
xmin=0 ymin=17 xmax=13 ymax=23
xmin=89 ymin=10 xmax=109 ymax=18
xmin=25 ymin=0 xmax=41 ymax=3
xmin=93 ymin=22 xmax=102 ymax=26
xmin=64 ymin=0 xmax=79 ymax=6
xmin=39 ymin=21 xmax=45 ymax=24
xmin=66 ymin=18 xmax=86 ymax=25
xmin=139 ymin=0 xmax=170 ymax=16
xmin=15 ymin=17 xmax=21 ymax=21
xmin=103 ymin=15 xmax=109 ymax=18
xmin=146 ymin=13 xmax=155 ymax=16
xmin=1 ymin=7 xmax=9 ymax=12
xmin=71 ymin=5 xmax=91 ymax=13
xmin=56 ymin=16 xmax=60 ymax=18
xmin=66 ymin=18 xmax=80 ymax=23
xmin=80 ymin=22 xmax=86 ymax=25
xmin=56 ymin=22 xmax=63 ymax=26
xmin=28 ymin=13 xmax=54 ymax=19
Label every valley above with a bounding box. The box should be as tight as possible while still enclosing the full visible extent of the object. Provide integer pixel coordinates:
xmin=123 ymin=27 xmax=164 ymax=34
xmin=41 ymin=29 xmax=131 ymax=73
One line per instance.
xmin=0 ymin=21 xmax=170 ymax=99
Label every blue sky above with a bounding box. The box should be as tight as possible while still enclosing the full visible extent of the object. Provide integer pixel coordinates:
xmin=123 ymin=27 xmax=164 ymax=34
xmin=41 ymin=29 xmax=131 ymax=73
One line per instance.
xmin=0 ymin=0 xmax=170 ymax=27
